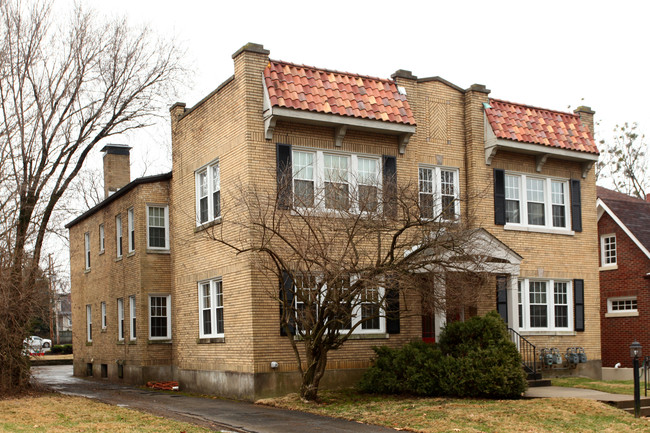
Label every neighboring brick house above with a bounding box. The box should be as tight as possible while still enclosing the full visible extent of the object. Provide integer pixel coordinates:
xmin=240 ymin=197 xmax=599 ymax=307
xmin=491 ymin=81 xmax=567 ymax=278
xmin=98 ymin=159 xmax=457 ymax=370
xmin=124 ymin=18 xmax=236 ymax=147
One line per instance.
xmin=597 ymin=187 xmax=650 ymax=369
xmin=68 ymin=43 xmax=601 ymax=400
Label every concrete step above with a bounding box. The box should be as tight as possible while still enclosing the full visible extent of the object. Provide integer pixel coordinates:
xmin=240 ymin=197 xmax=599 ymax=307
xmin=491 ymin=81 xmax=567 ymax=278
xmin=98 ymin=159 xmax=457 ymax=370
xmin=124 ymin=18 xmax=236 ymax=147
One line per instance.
xmin=611 ymin=398 xmax=650 ymax=409
xmin=527 ymin=379 xmax=552 ymax=387
xmin=622 ymin=406 xmax=650 ymax=417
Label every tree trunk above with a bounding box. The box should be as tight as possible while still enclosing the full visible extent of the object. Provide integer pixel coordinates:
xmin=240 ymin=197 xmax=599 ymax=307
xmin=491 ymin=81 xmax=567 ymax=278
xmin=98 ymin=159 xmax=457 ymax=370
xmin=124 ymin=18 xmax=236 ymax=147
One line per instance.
xmin=299 ymin=348 xmax=328 ymax=402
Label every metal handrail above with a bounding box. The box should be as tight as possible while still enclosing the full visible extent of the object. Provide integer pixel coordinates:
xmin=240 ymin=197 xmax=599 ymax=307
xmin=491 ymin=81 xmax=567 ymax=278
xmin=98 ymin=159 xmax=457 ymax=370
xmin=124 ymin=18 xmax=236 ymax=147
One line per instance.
xmin=644 ymin=356 xmax=649 ymax=397
xmin=508 ymin=328 xmax=537 ymax=375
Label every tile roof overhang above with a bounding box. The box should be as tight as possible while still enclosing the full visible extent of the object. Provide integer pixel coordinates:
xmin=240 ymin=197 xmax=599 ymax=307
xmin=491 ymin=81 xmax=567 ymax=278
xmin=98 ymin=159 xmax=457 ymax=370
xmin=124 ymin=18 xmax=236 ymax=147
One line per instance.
xmin=597 ymin=187 xmax=650 ymax=260
xmin=484 ymin=99 xmax=599 ymax=178
xmin=263 ymin=60 xmax=416 ymax=154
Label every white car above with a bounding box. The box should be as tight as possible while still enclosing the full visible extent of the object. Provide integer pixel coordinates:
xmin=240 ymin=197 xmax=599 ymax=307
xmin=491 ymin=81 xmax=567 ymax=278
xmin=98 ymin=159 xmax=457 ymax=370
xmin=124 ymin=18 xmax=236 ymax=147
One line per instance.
xmin=23 ymin=336 xmax=52 ymax=353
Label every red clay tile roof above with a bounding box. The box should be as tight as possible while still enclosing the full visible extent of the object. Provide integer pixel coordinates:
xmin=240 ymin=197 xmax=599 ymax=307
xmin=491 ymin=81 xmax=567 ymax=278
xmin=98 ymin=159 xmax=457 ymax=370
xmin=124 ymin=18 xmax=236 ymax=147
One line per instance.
xmin=485 ymin=99 xmax=598 ymax=154
xmin=263 ymin=60 xmax=415 ymax=125
xmin=598 ymin=187 xmax=650 ymax=254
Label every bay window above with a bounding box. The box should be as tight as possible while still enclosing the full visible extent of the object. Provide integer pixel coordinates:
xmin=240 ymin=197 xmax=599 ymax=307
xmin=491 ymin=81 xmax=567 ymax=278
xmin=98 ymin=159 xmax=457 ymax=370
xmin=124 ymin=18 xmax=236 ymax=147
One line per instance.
xmin=149 ymin=295 xmax=171 ymax=340
xmin=147 ymin=205 xmax=169 ymax=250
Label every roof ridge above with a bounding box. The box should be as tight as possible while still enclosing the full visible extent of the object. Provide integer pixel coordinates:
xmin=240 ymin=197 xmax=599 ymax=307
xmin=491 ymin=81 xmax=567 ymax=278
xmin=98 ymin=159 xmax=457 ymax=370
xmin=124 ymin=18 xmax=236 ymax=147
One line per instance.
xmin=489 ymin=98 xmax=580 ymax=118
xmin=268 ymin=59 xmax=395 ymax=85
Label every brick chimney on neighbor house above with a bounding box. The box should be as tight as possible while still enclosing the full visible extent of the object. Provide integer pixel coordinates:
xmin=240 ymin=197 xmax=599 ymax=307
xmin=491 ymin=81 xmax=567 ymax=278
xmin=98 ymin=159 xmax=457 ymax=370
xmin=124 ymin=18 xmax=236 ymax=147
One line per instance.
xmin=101 ymin=144 xmax=131 ymax=198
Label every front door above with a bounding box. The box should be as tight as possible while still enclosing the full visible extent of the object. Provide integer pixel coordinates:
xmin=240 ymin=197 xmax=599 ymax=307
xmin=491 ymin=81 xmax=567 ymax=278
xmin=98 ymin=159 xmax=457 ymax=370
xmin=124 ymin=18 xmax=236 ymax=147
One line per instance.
xmin=422 ymin=314 xmax=435 ymax=344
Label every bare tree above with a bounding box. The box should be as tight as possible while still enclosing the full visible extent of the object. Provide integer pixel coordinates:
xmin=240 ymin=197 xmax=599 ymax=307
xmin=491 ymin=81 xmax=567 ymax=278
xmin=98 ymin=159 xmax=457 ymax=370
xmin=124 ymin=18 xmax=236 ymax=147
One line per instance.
xmin=597 ymin=122 xmax=649 ymax=199
xmin=0 ymin=0 xmax=187 ymax=393
xmin=207 ymin=168 xmax=496 ymax=402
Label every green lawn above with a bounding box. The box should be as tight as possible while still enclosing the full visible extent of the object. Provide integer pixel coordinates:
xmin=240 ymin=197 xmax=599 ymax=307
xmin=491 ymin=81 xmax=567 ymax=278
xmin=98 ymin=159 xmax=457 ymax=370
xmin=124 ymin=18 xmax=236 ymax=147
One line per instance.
xmin=0 ymin=394 xmax=215 ymax=432
xmin=551 ymin=377 xmax=638 ymax=395
xmin=258 ymin=389 xmax=650 ymax=433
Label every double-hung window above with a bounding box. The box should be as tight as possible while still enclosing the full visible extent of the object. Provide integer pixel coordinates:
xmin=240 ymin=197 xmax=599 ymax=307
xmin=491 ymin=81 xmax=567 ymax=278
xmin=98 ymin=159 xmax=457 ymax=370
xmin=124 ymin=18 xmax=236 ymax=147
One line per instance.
xmin=101 ymin=302 xmax=107 ymax=330
xmin=116 ymin=215 xmax=123 ymax=258
xmin=99 ymin=224 xmax=105 ymax=253
xmin=504 ymin=174 xmax=570 ymax=231
xmin=149 ymin=295 xmax=171 ymax=340
xmin=117 ymin=298 xmax=124 ymax=341
xmin=291 ymin=149 xmax=381 ymax=213
xmin=147 ymin=205 xmax=169 ymax=250
xmin=195 ymin=161 xmax=220 ymax=225
xmin=518 ymin=278 xmax=573 ymax=332
xmin=418 ymin=166 xmax=460 ymax=220
xmin=127 ymin=208 xmax=135 ymax=253
xmin=600 ymin=234 xmax=616 ymax=267
xmin=198 ymin=279 xmax=224 ymax=338
xmin=129 ymin=295 xmax=136 ymax=340
xmin=84 ymin=232 xmax=91 ymax=270
xmin=86 ymin=305 xmax=92 ymax=342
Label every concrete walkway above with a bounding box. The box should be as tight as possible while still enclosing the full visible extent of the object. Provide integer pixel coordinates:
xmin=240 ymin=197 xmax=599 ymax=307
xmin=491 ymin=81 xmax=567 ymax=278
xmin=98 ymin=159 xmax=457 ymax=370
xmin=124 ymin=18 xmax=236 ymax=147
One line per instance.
xmin=525 ymin=385 xmax=634 ymax=404
xmin=32 ymin=365 xmax=396 ymax=433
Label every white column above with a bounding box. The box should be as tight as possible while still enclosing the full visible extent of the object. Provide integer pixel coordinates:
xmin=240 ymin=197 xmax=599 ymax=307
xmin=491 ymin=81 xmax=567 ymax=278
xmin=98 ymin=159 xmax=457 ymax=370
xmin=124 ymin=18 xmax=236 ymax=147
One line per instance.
xmin=434 ymin=279 xmax=446 ymax=341
xmin=508 ymin=274 xmax=519 ymax=332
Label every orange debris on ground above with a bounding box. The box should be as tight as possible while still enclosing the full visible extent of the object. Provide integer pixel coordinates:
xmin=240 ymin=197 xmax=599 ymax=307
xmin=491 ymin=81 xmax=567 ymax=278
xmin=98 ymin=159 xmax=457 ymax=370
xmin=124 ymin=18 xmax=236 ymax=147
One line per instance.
xmin=146 ymin=381 xmax=179 ymax=391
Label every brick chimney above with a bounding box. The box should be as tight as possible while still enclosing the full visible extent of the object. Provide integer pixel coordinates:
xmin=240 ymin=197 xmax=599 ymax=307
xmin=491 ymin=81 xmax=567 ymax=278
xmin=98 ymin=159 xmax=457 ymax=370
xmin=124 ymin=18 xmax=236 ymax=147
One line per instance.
xmin=101 ymin=144 xmax=131 ymax=198
xmin=574 ymin=106 xmax=595 ymax=137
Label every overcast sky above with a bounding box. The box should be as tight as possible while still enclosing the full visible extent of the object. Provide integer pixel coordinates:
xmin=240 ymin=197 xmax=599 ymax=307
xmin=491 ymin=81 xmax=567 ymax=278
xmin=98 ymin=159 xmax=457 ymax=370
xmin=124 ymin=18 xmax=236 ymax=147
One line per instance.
xmin=78 ymin=0 xmax=649 ymax=177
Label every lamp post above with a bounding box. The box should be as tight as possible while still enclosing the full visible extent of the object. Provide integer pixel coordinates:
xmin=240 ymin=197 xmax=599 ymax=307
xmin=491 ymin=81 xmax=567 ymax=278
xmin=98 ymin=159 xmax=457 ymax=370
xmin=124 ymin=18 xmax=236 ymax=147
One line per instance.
xmin=630 ymin=341 xmax=642 ymax=418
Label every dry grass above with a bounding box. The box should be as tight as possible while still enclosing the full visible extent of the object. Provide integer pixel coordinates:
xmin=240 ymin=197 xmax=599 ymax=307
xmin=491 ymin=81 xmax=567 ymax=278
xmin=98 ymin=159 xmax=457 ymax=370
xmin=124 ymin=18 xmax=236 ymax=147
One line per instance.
xmin=0 ymin=394 xmax=214 ymax=432
xmin=258 ymin=389 xmax=650 ymax=433
xmin=552 ymin=377 xmax=636 ymax=395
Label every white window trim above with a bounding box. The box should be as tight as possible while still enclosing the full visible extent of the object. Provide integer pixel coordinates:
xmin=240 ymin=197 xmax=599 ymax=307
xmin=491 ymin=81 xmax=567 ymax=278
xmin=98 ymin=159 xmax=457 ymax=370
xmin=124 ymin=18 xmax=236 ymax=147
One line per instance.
xmin=101 ymin=302 xmax=107 ymax=330
xmin=606 ymin=296 xmax=638 ymax=317
xmin=127 ymin=207 xmax=135 ymax=253
xmin=600 ymin=233 xmax=617 ymax=270
xmin=198 ymin=278 xmax=224 ymax=338
xmin=292 ymin=148 xmax=383 ymax=214
xmin=116 ymin=215 xmax=123 ymax=258
xmin=146 ymin=204 xmax=170 ymax=250
xmin=86 ymin=304 xmax=92 ymax=343
xmin=99 ymin=224 xmax=105 ymax=253
xmin=518 ymin=278 xmax=573 ymax=333
xmin=129 ymin=295 xmax=136 ymax=340
xmin=503 ymin=173 xmax=573 ymax=234
xmin=195 ymin=160 xmax=221 ymax=226
xmin=84 ymin=232 xmax=91 ymax=270
xmin=117 ymin=298 xmax=124 ymax=341
xmin=292 ymin=274 xmax=386 ymax=335
xmin=148 ymin=294 xmax=172 ymax=340
xmin=418 ymin=165 xmax=461 ymax=221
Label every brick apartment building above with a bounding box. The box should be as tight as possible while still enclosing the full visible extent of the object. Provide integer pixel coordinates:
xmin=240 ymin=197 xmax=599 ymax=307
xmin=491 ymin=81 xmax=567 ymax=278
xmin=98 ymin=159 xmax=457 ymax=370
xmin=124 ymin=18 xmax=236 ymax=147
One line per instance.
xmin=597 ymin=187 xmax=650 ymax=370
xmin=68 ymin=43 xmax=602 ymax=400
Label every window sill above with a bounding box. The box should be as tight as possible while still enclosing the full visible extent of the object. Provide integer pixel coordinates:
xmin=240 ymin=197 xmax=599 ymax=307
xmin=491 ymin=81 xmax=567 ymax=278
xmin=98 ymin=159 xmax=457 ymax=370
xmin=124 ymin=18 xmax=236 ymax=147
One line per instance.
xmin=99 ymin=250 xmax=105 ymax=256
xmin=197 ymin=337 xmax=225 ymax=344
xmin=147 ymin=339 xmax=172 ymax=345
xmin=115 ymin=257 xmax=123 ymax=262
xmin=504 ymin=224 xmax=574 ymax=236
xmin=128 ymin=340 xmax=137 ymax=345
xmin=194 ymin=217 xmax=222 ymax=233
xmin=100 ymin=329 xmax=107 ymax=333
xmin=605 ymin=311 xmax=639 ymax=318
xmin=84 ymin=269 xmax=91 ymax=274
xmin=85 ymin=342 xmax=92 ymax=346
xmin=520 ymin=330 xmax=576 ymax=336
xmin=146 ymin=249 xmax=170 ymax=255
xmin=127 ymin=251 xmax=135 ymax=258
xmin=599 ymin=264 xmax=618 ymax=271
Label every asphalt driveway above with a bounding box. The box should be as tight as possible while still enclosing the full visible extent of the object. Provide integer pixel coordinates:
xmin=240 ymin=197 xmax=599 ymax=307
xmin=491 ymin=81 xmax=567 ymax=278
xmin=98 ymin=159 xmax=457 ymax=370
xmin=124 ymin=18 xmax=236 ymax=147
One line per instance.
xmin=32 ymin=365 xmax=396 ymax=433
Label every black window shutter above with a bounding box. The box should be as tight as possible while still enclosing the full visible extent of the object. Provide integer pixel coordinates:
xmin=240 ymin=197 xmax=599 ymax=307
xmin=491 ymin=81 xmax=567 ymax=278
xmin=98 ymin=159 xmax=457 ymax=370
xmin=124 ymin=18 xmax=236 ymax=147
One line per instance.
xmin=382 ymin=155 xmax=397 ymax=218
xmin=279 ymin=271 xmax=295 ymax=336
xmin=570 ymin=179 xmax=582 ymax=232
xmin=493 ymin=169 xmax=506 ymax=225
xmin=276 ymin=143 xmax=292 ymax=210
xmin=385 ymin=285 xmax=400 ymax=334
xmin=496 ymin=275 xmax=508 ymax=323
xmin=574 ymin=279 xmax=584 ymax=332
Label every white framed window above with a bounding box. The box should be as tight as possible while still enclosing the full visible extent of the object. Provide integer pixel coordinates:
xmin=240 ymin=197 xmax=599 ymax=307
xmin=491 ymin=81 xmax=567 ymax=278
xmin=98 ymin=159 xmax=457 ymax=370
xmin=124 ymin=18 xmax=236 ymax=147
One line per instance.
xmin=601 ymin=234 xmax=617 ymax=267
xmin=127 ymin=208 xmax=135 ymax=253
xmin=291 ymin=149 xmax=382 ymax=213
xmin=518 ymin=278 xmax=573 ymax=332
xmin=195 ymin=161 xmax=220 ymax=225
xmin=608 ymin=297 xmax=637 ymax=313
xmin=115 ymin=215 xmax=123 ymax=258
xmin=419 ymin=166 xmax=460 ymax=220
xmin=504 ymin=173 xmax=571 ymax=231
xmin=198 ymin=279 xmax=224 ymax=338
xmin=86 ymin=305 xmax=92 ymax=342
xmin=84 ymin=232 xmax=91 ymax=270
xmin=129 ymin=295 xmax=136 ymax=340
xmin=117 ymin=298 xmax=124 ymax=341
xmin=99 ymin=224 xmax=105 ymax=253
xmin=149 ymin=295 xmax=171 ymax=340
xmin=146 ymin=205 xmax=169 ymax=250
xmin=292 ymin=274 xmax=385 ymax=334
xmin=101 ymin=302 xmax=107 ymax=330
